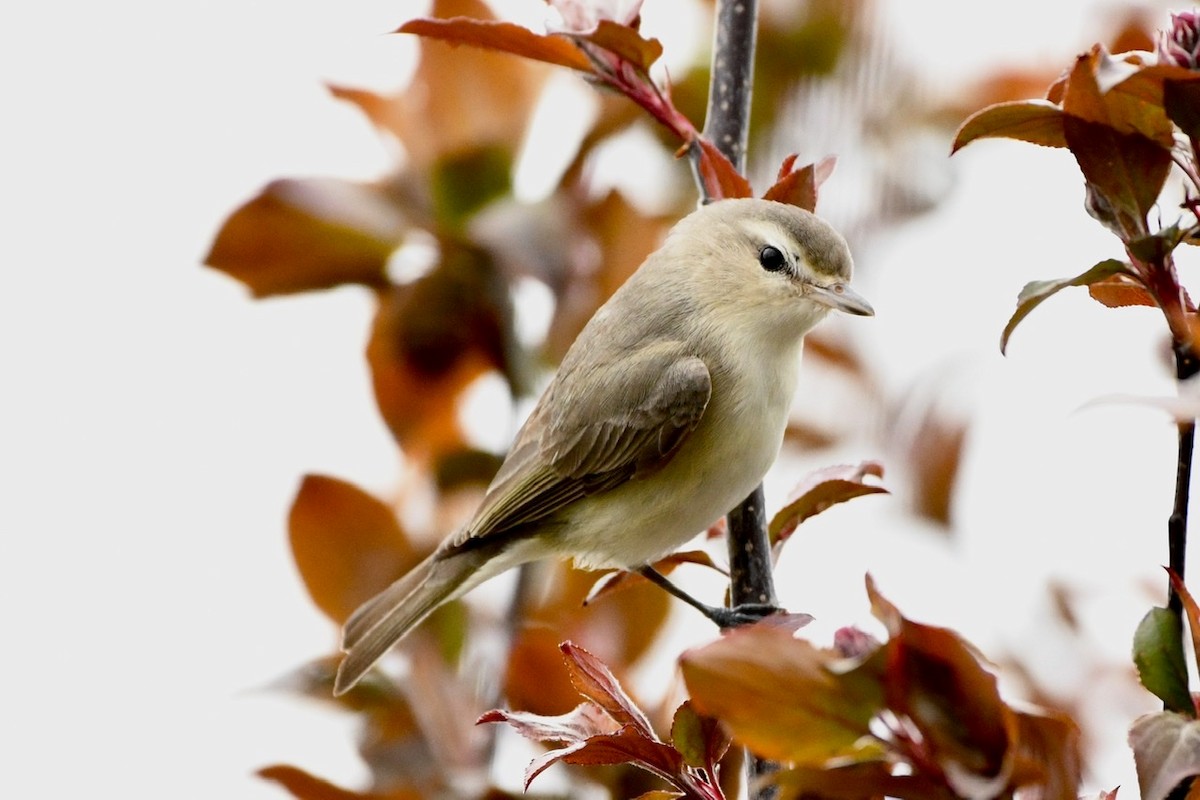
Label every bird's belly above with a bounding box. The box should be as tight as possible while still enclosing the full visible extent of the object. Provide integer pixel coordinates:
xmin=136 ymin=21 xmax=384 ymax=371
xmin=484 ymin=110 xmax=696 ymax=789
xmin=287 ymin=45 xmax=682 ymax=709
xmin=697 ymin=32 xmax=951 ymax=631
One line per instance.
xmin=555 ymin=390 xmax=786 ymax=570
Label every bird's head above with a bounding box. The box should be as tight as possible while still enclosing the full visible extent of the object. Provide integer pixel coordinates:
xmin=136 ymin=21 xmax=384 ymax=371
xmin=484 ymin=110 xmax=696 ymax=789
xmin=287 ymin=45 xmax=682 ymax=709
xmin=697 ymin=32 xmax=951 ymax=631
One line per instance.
xmin=664 ymin=198 xmax=873 ymax=340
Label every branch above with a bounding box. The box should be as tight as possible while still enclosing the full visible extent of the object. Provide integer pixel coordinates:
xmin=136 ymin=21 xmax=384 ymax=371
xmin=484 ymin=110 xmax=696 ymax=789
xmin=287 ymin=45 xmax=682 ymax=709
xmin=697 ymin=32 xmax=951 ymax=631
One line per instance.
xmin=699 ymin=0 xmax=779 ymax=797
xmin=702 ymin=0 xmax=759 ymax=174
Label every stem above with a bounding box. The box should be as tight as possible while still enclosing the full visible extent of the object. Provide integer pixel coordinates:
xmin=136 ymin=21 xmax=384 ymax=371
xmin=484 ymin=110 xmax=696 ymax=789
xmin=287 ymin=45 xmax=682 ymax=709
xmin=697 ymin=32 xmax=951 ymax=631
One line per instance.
xmin=725 ymin=486 xmax=777 ymax=610
xmin=1166 ymin=339 xmax=1198 ymax=800
xmin=1169 ymin=341 xmax=1199 ymax=617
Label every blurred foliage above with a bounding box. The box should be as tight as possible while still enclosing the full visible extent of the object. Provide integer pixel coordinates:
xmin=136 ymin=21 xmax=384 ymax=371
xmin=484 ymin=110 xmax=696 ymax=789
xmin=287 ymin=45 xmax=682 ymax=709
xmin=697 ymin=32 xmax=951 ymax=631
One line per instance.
xmin=202 ymin=0 xmax=1194 ymax=797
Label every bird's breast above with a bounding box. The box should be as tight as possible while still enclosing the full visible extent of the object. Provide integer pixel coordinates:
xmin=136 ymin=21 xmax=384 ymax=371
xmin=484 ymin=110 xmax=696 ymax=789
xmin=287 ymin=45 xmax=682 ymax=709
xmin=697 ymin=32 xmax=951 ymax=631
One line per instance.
xmin=555 ymin=346 xmax=802 ymax=570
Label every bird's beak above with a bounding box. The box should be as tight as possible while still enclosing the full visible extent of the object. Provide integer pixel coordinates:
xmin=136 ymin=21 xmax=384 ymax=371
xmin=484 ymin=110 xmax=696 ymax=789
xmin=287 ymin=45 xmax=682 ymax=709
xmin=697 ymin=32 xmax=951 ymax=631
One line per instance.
xmin=809 ymin=282 xmax=874 ymax=316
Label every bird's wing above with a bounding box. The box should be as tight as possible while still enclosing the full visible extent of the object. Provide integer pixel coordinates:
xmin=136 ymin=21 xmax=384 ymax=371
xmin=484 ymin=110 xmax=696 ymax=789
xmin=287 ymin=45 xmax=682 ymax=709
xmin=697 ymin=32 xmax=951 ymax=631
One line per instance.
xmin=449 ymin=342 xmax=712 ymax=548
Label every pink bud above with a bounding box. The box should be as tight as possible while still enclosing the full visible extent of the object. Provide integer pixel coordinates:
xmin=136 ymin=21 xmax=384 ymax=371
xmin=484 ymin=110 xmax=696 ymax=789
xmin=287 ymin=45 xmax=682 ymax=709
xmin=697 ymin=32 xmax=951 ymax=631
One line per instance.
xmin=1158 ymin=9 xmax=1200 ymax=69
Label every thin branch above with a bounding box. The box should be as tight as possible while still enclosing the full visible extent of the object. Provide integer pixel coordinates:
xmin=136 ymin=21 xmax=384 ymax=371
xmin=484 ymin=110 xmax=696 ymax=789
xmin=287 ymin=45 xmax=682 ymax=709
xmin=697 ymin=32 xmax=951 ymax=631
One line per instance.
xmin=699 ymin=1 xmax=780 ymax=797
xmin=702 ymin=0 xmax=759 ymax=175
xmin=1169 ymin=341 xmax=1199 ymax=618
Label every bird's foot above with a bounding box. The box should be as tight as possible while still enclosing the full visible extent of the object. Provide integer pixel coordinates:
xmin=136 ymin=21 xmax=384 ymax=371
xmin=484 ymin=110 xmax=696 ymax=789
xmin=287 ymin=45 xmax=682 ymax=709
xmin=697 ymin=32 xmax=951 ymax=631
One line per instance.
xmin=704 ymin=601 xmax=783 ymax=630
xmin=637 ymin=566 xmax=782 ymax=629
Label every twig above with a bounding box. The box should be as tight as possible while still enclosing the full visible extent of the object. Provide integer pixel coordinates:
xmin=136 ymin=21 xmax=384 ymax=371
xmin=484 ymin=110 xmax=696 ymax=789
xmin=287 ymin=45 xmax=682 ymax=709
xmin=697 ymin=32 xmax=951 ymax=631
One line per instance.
xmin=1169 ymin=341 xmax=1199 ymax=618
xmin=702 ymin=0 xmax=758 ymax=177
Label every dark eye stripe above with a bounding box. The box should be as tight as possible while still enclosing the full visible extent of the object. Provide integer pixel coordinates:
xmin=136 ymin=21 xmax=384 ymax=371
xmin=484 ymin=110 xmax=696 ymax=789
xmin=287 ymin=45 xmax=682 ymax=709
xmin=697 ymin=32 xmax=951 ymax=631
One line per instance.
xmin=758 ymin=245 xmax=787 ymax=273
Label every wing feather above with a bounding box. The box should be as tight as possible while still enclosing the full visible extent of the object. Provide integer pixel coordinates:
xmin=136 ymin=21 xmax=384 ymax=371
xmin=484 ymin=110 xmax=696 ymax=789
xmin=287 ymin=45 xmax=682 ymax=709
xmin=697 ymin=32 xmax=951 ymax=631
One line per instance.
xmin=449 ymin=343 xmax=711 ymax=550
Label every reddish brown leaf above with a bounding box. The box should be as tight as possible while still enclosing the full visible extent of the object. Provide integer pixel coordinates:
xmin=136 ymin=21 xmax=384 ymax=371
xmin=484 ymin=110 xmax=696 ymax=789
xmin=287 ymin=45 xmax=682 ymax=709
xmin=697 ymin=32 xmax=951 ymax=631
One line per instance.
xmin=342 ymin=0 xmax=544 ymax=169
xmin=1164 ymin=77 xmax=1200 ymax=141
xmin=481 ymin=703 xmax=683 ymax=790
xmin=1110 ymin=14 xmax=1155 ymax=53
xmin=397 ymin=17 xmax=594 ymax=72
xmin=516 ymin=561 xmax=671 ymax=680
xmin=1006 ymin=707 xmax=1082 ymax=800
xmin=1058 ymin=48 xmax=1174 ymax=238
xmin=567 ymin=19 xmax=664 ymax=74
xmin=681 ymin=623 xmax=883 ymax=763
xmin=1088 ymin=273 xmax=1157 ymax=308
xmin=1064 ymin=116 xmax=1172 ymax=240
xmin=504 ymin=626 xmax=591 ymax=716
xmin=205 ymin=178 xmax=404 ymax=298
xmin=959 ymin=66 xmax=1073 ymax=110
xmin=1167 ymin=569 xmax=1200 ymax=695
xmin=773 ymin=761 xmax=959 ymax=800
xmin=560 ymin=641 xmax=656 ymax=738
xmin=478 ymin=702 xmax=621 ymax=745
xmin=367 ymin=242 xmax=518 ymax=463
xmin=901 ymin=407 xmax=967 ymax=528
xmin=867 ymin=576 xmax=1013 ymax=792
xmin=762 ymin=155 xmax=836 ymax=212
xmin=803 ymin=328 xmax=872 ymax=380
xmin=258 ymin=764 xmax=418 ymax=800
xmin=782 ymin=421 xmax=838 ymax=450
xmin=768 ymin=461 xmax=887 ymax=547
xmin=554 ymin=725 xmax=684 ymax=780
xmin=693 ymin=139 xmax=753 ymax=201
xmin=951 ymin=100 xmax=1067 ymax=153
xmin=288 ymin=475 xmax=416 ymax=625
xmin=1066 ymin=48 xmax=1177 ymax=147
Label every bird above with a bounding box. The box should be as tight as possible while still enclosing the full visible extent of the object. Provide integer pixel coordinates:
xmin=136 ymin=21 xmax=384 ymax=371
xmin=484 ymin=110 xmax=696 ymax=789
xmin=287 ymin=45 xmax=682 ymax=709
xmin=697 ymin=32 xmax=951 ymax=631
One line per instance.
xmin=334 ymin=197 xmax=873 ymax=695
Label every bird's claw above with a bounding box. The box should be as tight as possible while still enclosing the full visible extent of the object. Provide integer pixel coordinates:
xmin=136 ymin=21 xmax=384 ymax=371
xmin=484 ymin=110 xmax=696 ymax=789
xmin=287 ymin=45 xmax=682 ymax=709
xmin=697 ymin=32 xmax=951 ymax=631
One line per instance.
xmin=706 ymin=601 xmax=782 ymax=629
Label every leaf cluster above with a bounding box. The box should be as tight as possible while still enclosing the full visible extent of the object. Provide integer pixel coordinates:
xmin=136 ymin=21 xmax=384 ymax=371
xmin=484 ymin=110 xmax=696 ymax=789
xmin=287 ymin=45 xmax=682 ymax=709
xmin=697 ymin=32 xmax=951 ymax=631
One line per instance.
xmin=681 ymin=577 xmax=1080 ymax=799
xmin=954 ymin=39 xmax=1200 ymax=353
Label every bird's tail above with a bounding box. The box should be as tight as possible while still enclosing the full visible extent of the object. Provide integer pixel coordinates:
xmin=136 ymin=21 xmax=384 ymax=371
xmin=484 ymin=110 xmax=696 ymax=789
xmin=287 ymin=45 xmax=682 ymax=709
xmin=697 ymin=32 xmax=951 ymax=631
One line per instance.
xmin=334 ymin=547 xmax=485 ymax=695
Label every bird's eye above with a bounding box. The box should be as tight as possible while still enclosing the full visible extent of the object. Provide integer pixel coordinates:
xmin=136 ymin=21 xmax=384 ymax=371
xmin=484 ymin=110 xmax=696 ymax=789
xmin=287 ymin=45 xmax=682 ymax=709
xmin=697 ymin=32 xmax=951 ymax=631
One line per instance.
xmin=758 ymin=245 xmax=787 ymax=273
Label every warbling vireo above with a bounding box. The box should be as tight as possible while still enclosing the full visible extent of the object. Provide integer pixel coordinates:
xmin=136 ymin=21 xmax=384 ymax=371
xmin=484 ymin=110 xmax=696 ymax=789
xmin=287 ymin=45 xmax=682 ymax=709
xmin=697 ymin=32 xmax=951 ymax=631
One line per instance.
xmin=334 ymin=197 xmax=873 ymax=694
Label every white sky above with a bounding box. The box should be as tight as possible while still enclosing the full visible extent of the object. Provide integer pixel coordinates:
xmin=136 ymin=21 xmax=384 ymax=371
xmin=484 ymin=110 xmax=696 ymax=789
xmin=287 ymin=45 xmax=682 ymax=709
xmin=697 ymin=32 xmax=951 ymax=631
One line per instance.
xmin=2 ymin=0 xmax=1193 ymax=796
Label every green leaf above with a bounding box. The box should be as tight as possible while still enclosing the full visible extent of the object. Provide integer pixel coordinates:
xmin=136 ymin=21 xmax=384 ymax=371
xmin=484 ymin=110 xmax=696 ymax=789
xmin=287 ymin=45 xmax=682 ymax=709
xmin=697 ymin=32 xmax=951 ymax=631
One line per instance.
xmin=430 ymin=145 xmax=512 ymax=229
xmin=1133 ymin=607 xmax=1193 ymax=714
xmin=670 ymin=701 xmax=730 ymax=770
xmin=1129 ymin=712 xmax=1200 ymax=800
xmin=951 ymin=100 xmax=1067 ymax=154
xmin=999 ymin=259 xmax=1129 ymax=354
xmin=1167 ymin=570 xmax=1200 ymax=689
